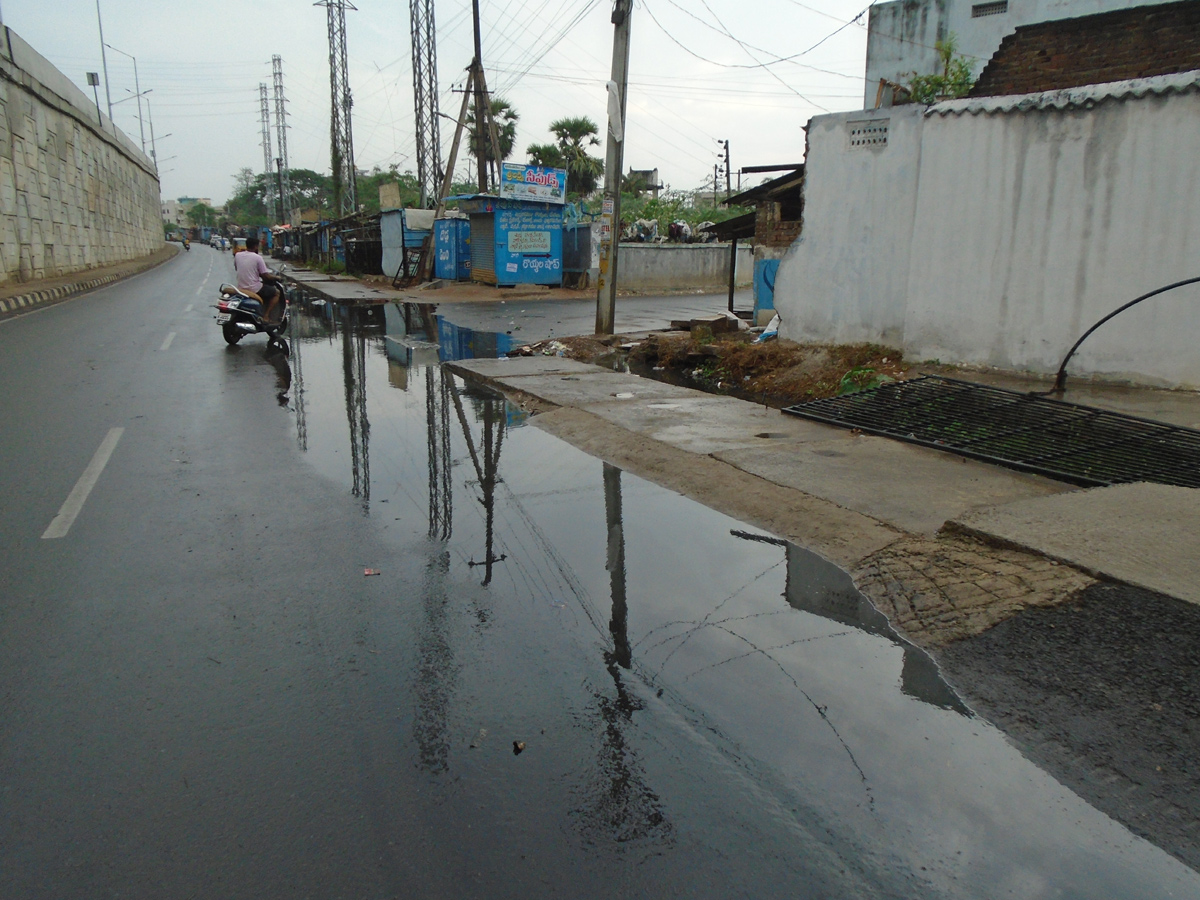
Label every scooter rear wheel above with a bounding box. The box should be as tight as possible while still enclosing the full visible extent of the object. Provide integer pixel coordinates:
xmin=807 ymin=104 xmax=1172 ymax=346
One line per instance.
xmin=222 ymin=323 xmax=243 ymax=345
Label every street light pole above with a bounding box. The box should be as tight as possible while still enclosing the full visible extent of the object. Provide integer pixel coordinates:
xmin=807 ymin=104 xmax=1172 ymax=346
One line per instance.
xmin=95 ymin=0 xmax=113 ymax=122
xmin=86 ymin=72 xmax=102 ymax=125
xmin=105 ymin=43 xmax=145 ymax=152
xmin=595 ymin=0 xmax=633 ymax=336
xmin=146 ymin=97 xmax=158 ymax=173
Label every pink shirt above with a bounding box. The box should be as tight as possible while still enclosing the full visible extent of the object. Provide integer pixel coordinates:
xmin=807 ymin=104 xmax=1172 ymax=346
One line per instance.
xmin=234 ymin=250 xmax=270 ymax=293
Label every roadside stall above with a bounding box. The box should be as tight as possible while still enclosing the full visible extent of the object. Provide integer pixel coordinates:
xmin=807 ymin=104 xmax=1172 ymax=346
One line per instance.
xmin=433 ymin=215 xmax=471 ymax=281
xmin=457 ymin=164 xmax=568 ymax=287
xmin=381 ymin=208 xmax=435 ymax=282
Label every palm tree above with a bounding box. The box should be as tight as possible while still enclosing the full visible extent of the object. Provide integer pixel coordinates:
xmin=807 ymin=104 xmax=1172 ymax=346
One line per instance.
xmin=549 ymin=116 xmax=603 ymax=197
xmin=526 ymin=142 xmax=565 ymax=169
xmin=468 ymin=96 xmax=519 ymax=166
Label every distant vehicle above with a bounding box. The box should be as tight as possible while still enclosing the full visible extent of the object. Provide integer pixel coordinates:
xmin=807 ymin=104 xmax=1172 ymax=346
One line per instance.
xmin=231 ymin=237 xmax=247 ymax=255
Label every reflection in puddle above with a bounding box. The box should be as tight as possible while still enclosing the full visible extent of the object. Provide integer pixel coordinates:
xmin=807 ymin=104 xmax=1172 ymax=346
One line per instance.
xmin=270 ymin=292 xmax=1199 ymax=898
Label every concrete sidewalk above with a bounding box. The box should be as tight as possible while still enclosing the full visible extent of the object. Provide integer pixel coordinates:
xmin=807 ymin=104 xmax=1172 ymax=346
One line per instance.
xmin=447 ymin=356 xmax=1200 ymax=644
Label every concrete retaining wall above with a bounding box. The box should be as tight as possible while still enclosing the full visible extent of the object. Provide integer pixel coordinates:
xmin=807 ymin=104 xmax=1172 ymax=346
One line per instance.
xmin=616 ymin=242 xmax=752 ymax=292
xmin=0 ymin=27 xmax=161 ymax=285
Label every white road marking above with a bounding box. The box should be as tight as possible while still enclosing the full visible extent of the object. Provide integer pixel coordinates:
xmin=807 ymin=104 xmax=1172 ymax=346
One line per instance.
xmin=184 ymin=303 xmax=193 ymax=312
xmin=160 ymin=331 xmax=176 ymax=351
xmin=194 ymin=284 xmax=205 ymax=295
xmin=42 ymin=428 xmax=125 ymax=539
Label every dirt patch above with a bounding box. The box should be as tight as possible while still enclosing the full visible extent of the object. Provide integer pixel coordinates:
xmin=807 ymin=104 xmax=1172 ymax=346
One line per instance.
xmin=523 ymin=330 xmax=915 ymax=408
xmin=852 ymin=533 xmax=1095 ymax=647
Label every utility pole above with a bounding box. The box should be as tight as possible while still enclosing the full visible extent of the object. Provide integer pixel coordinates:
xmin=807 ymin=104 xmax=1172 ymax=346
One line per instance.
xmin=272 ymin=56 xmax=293 ymax=224
xmin=95 ymin=0 xmax=112 ymax=123
xmin=595 ymin=0 xmax=633 ymax=336
xmin=258 ymin=83 xmax=273 ymax=177
xmin=410 ymin=0 xmax=443 ymax=207
xmin=724 ymin=139 xmax=731 ymax=201
xmin=713 ymin=164 xmax=719 ymax=208
xmin=470 ymin=0 xmax=488 ymax=193
xmin=317 ymin=0 xmax=358 ymax=217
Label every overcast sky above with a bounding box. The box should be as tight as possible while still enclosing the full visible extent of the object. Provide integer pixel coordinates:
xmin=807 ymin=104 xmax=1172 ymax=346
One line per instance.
xmin=2 ymin=0 xmax=871 ymax=205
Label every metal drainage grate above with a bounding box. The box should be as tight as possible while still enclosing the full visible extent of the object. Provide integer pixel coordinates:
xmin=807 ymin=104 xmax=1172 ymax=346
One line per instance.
xmin=782 ymin=375 xmax=1200 ymax=488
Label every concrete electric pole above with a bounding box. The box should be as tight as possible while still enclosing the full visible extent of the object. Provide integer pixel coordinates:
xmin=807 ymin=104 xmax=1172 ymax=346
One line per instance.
xmin=724 ymin=139 xmax=731 ymax=201
xmin=471 ymin=0 xmax=487 ymax=193
xmin=595 ymin=0 xmax=633 ymax=336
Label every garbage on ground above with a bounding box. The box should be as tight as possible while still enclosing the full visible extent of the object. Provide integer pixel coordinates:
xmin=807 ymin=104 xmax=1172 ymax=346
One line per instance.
xmin=364 ymin=568 xmax=381 ymax=576
xmin=470 ymin=728 xmax=488 ymax=749
xmin=753 ymin=313 xmax=781 ymax=344
xmin=512 ymin=741 xmax=526 ymax=755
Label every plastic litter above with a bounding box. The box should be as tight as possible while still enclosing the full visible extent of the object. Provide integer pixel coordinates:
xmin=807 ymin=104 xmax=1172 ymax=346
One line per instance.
xmin=364 ymin=568 xmax=381 ymax=576
xmin=512 ymin=741 xmax=526 ymax=755
xmin=753 ymin=313 xmax=780 ymax=344
xmin=470 ymin=728 xmax=488 ymax=748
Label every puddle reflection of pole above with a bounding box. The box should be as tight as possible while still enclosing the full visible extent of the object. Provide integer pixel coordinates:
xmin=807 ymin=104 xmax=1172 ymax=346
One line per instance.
xmin=446 ymin=375 xmax=506 ymax=585
xmin=604 ymin=463 xmax=631 ymax=670
xmin=425 ymin=367 xmax=452 ymax=541
xmin=584 ymin=461 xmax=668 ymax=842
xmin=341 ymin=308 xmax=371 ymax=510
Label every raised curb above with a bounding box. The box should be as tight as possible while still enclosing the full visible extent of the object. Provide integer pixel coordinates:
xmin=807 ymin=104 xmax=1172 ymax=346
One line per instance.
xmin=0 ymin=245 xmax=180 ymax=318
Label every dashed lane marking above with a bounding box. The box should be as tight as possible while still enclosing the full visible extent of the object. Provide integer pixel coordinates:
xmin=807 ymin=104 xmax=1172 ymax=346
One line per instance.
xmin=160 ymin=331 xmax=176 ymax=351
xmin=184 ymin=303 xmax=193 ymax=312
xmin=42 ymin=428 xmax=125 ymax=539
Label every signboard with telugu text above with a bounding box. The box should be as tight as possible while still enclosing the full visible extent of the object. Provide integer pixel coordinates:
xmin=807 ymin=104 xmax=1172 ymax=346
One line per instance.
xmin=500 ymin=163 xmax=568 ymax=205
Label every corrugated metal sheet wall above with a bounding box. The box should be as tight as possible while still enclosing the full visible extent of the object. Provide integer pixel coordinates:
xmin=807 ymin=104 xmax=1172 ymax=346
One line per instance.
xmin=469 ymin=214 xmax=495 ymax=284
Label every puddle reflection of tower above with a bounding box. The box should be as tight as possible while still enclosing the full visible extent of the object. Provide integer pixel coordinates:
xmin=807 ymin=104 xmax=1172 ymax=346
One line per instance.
xmin=341 ymin=308 xmax=371 ymax=510
xmin=290 ymin=308 xmax=308 ymax=451
xmin=447 ymin=377 xmax=505 ymax=585
xmin=425 ymin=366 xmax=452 ymax=541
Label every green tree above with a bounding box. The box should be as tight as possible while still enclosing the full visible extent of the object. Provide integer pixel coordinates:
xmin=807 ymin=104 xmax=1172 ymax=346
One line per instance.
xmin=905 ymin=34 xmax=975 ymax=103
xmin=356 ymin=165 xmax=423 ymax=214
xmin=224 ymin=168 xmax=335 ymax=226
xmin=186 ymin=201 xmax=218 ymax=228
xmin=468 ymin=96 xmax=519 ymax=167
xmin=547 ymin=116 xmax=603 ymax=198
xmin=526 ymin=142 xmax=565 ymax=169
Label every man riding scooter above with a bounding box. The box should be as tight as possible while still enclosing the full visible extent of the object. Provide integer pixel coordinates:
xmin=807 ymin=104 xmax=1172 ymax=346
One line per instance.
xmin=233 ymin=236 xmax=282 ymax=323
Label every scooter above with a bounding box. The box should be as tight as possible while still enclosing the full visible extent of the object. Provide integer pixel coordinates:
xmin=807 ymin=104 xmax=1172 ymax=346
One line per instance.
xmin=213 ymin=273 xmax=290 ymax=354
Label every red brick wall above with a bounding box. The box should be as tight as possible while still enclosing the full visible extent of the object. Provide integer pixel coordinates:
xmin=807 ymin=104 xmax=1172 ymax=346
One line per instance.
xmin=970 ymin=0 xmax=1200 ymax=97
xmin=755 ymin=201 xmax=804 ymax=248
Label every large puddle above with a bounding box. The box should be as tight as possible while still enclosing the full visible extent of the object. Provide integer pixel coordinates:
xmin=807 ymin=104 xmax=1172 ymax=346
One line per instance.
xmin=266 ymin=298 xmax=1198 ymax=898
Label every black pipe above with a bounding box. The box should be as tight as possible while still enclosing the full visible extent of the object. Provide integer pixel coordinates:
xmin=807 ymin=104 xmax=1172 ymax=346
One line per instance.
xmin=1049 ymin=275 xmax=1200 ymax=394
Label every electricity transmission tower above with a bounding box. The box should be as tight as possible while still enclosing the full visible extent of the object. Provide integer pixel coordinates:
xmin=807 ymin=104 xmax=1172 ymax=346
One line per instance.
xmin=317 ymin=0 xmax=358 ymax=217
xmin=258 ymin=83 xmax=273 ymax=176
xmin=409 ymin=0 xmax=443 ymax=208
xmin=272 ymin=55 xmax=293 ymax=223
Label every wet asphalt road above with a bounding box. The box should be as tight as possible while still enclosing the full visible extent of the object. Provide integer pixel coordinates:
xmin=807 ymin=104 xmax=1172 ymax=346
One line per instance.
xmin=2 ymin=248 xmax=1199 ymax=899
